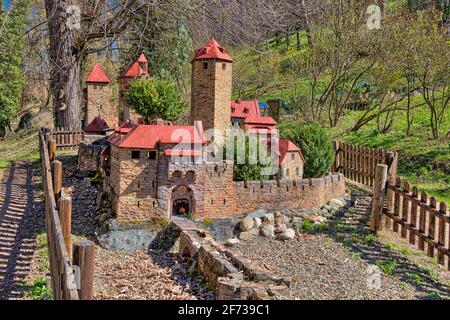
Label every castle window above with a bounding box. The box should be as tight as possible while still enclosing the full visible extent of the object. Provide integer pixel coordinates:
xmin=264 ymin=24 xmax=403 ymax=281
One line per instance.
xmin=291 ymin=153 xmax=295 ymax=161
xmin=137 ymin=201 xmax=140 ymax=208
xmin=152 ymin=180 xmax=155 ymax=189
xmin=244 ymin=108 xmax=249 ymax=114
xmin=222 ymin=63 xmax=227 ymax=70
xmin=223 ymin=199 xmax=226 ymax=205
xmin=131 ymin=151 xmax=140 ymax=159
xmin=137 ymin=181 xmax=140 ymax=189
xmin=148 ymin=151 xmax=157 ymax=160
xmin=296 ymin=167 xmax=302 ymax=177
xmin=203 ymin=62 xmax=208 ymax=70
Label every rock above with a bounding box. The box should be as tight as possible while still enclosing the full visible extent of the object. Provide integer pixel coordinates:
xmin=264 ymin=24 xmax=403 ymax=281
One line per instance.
xmin=254 ymin=217 xmax=262 ymax=228
xmin=275 ymin=224 xmax=287 ymax=234
xmin=263 ymin=213 xmax=274 ymax=225
xmin=329 ymin=198 xmax=345 ymax=209
xmin=312 ymin=216 xmax=327 ymax=224
xmin=208 ymin=218 xmax=241 ymax=242
xmin=277 ymin=228 xmax=296 ymax=241
xmin=291 ymin=217 xmax=302 ymax=225
xmin=239 ymin=228 xmax=259 ymax=241
xmin=247 ymin=209 xmax=267 ymax=219
xmin=225 ymin=238 xmax=241 ymax=247
xmin=240 ymin=216 xmax=255 ymax=232
xmin=275 ymin=214 xmax=290 ymax=227
xmin=322 ymin=205 xmax=332 ymax=212
xmin=260 ymin=224 xmax=276 ymax=238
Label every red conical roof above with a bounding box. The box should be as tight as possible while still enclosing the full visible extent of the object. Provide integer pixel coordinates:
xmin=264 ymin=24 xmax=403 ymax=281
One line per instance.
xmin=193 ymin=38 xmax=233 ymax=63
xmin=137 ymin=53 xmax=148 ymax=63
xmin=86 ymin=63 xmax=110 ymax=83
xmin=84 ymin=116 xmax=110 ymax=133
xmin=120 ymin=62 xmax=147 ymax=78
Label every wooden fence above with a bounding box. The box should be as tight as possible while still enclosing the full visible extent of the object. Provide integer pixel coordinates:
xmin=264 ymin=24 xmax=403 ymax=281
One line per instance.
xmin=332 ymin=141 xmax=398 ymax=188
xmin=39 ymin=128 xmax=94 ymax=299
xmin=44 ymin=128 xmax=84 ymax=150
xmin=371 ymin=164 xmax=450 ymax=270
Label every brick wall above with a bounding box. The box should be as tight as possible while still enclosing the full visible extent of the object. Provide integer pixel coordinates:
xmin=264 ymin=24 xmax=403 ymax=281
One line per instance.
xmin=85 ymin=83 xmax=116 ymax=127
xmin=110 ymin=145 xmax=160 ymax=222
xmin=231 ymin=174 xmax=345 ymax=215
xmin=191 ymin=59 xmax=232 ymax=136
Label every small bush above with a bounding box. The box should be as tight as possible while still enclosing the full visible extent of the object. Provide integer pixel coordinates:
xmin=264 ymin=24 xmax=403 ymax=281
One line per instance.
xmin=20 ymin=277 xmax=51 ymax=300
xmin=376 ymin=260 xmax=397 ymax=275
xmin=278 ymin=122 xmax=334 ymax=178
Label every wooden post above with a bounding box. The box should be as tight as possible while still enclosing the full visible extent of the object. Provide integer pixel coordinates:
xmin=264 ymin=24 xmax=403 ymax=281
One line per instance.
xmin=51 ymin=160 xmax=63 ymax=202
xmin=48 ymin=139 xmax=57 ymax=162
xmin=371 ymin=164 xmax=388 ymax=233
xmin=73 ymin=240 xmax=95 ymax=300
xmin=332 ymin=141 xmax=340 ymax=172
xmin=58 ymin=196 xmax=72 ymax=259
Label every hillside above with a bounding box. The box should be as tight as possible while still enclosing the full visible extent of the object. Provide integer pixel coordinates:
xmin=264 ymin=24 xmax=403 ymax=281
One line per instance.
xmin=231 ymin=31 xmax=450 ymax=203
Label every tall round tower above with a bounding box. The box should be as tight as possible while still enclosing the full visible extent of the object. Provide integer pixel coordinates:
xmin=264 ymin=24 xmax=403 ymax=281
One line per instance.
xmin=191 ymin=38 xmax=233 ymax=139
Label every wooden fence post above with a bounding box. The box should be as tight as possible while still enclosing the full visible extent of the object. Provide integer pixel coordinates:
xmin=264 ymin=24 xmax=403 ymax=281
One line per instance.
xmin=385 ymin=152 xmax=397 ymax=229
xmin=51 ymin=160 xmax=63 ymax=202
xmin=371 ymin=164 xmax=388 ymax=233
xmin=48 ymin=139 xmax=57 ymax=162
xmin=58 ymin=196 xmax=73 ymax=259
xmin=332 ymin=140 xmax=340 ymax=172
xmin=73 ymin=240 xmax=95 ymax=300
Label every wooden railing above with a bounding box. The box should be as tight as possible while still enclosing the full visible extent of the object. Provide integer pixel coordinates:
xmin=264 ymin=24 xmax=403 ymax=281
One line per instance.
xmin=371 ymin=164 xmax=450 ymax=270
xmin=332 ymin=141 xmax=398 ymax=188
xmin=44 ymin=127 xmax=84 ymax=150
xmin=39 ymin=128 xmax=94 ymax=299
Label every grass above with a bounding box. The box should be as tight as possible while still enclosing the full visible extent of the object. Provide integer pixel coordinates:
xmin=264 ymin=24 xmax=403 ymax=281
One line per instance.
xmin=0 ymin=128 xmax=40 ymax=171
xmin=294 ymin=219 xmax=328 ymax=233
xmin=332 ymin=103 xmax=450 ymax=204
xmin=375 ymin=259 xmax=397 ymax=275
xmin=19 ymin=277 xmax=52 ymax=300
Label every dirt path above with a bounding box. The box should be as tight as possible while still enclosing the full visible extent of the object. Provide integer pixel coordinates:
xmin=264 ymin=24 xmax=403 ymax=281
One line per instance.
xmin=0 ymin=161 xmax=38 ymax=299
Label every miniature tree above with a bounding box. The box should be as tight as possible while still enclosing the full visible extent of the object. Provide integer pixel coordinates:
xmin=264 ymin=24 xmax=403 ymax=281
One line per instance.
xmin=278 ymin=122 xmax=334 ymax=178
xmin=125 ymin=78 xmax=185 ymax=123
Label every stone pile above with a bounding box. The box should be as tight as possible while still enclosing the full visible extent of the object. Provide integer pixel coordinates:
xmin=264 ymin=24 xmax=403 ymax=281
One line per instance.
xmin=230 ymin=196 xmax=349 ymax=244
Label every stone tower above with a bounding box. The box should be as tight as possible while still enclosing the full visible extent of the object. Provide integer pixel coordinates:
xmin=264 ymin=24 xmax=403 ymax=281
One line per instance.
xmin=84 ymin=63 xmax=115 ymax=127
xmin=191 ymin=38 xmax=233 ymax=139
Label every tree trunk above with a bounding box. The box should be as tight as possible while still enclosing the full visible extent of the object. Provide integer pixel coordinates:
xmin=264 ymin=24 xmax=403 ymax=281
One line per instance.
xmin=300 ymin=0 xmax=313 ymax=47
xmin=44 ymin=0 xmax=83 ymax=129
xmin=296 ymin=28 xmax=301 ymax=50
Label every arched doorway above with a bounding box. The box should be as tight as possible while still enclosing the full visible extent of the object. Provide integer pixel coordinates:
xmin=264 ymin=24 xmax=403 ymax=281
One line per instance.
xmin=171 ymin=185 xmax=195 ymax=217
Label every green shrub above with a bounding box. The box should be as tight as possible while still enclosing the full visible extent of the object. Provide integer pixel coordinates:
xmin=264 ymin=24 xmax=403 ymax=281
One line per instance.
xmin=20 ymin=277 xmax=51 ymax=300
xmin=278 ymin=122 xmax=334 ymax=178
xmin=376 ymin=260 xmax=397 ymax=275
xmin=225 ymin=133 xmax=273 ymax=182
xmin=125 ymin=78 xmax=185 ymax=123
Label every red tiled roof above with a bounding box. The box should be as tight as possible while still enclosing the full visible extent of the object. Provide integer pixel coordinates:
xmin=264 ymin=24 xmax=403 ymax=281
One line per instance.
xmin=193 ymin=38 xmax=233 ymax=63
xmin=84 ymin=116 xmax=109 ymax=133
xmin=231 ymin=100 xmax=277 ymax=127
xmin=279 ymin=139 xmax=305 ymax=163
xmin=137 ymin=53 xmax=148 ymax=63
xmin=86 ymin=63 xmax=110 ymax=83
xmin=120 ymin=62 xmax=148 ymax=78
xmin=110 ymin=121 xmax=206 ymax=149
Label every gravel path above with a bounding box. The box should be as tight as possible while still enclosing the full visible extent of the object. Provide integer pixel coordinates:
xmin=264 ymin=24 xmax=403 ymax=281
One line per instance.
xmin=229 ymin=192 xmax=450 ymax=300
xmin=0 ymin=161 xmax=43 ymax=299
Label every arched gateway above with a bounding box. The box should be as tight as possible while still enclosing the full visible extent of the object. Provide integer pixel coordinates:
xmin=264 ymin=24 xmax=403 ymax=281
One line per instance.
xmin=171 ymin=185 xmax=195 ymax=217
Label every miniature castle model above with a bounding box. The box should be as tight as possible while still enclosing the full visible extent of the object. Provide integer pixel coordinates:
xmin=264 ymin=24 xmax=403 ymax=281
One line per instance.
xmin=81 ymin=38 xmax=345 ymax=223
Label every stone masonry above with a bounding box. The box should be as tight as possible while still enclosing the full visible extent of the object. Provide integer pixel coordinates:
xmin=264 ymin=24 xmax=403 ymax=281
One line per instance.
xmin=85 ymin=83 xmax=116 ymax=127
xmin=191 ymin=59 xmax=233 ymax=137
